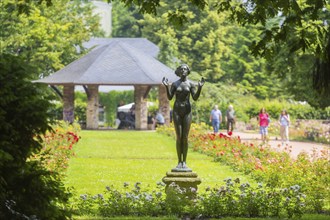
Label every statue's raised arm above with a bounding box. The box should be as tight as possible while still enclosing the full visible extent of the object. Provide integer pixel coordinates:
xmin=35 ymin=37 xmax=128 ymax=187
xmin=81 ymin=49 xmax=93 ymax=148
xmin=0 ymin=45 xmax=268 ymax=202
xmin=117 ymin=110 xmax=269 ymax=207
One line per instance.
xmin=191 ymin=77 xmax=205 ymax=101
xmin=162 ymin=77 xmax=175 ymax=100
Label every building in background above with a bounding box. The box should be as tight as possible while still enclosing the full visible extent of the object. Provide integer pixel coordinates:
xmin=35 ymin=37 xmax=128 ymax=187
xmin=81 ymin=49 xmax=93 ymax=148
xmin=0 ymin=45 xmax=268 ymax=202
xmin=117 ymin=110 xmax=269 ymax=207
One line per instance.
xmin=92 ymin=0 xmax=112 ymax=37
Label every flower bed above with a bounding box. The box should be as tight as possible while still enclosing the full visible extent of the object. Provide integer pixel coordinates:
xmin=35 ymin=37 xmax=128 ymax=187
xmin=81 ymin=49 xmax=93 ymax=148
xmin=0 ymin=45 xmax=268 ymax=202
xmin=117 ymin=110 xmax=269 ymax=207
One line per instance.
xmin=75 ymin=179 xmax=309 ymax=219
xmin=72 ymin=124 xmax=329 ymax=218
xmin=30 ymin=121 xmax=80 ymax=177
xmin=158 ymin=124 xmax=330 ymax=213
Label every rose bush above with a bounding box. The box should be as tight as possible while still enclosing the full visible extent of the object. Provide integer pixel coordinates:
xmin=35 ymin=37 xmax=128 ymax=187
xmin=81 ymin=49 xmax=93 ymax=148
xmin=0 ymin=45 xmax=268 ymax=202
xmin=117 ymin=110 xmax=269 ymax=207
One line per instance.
xmin=158 ymin=124 xmax=329 ymax=213
xmin=29 ymin=121 xmax=80 ymax=177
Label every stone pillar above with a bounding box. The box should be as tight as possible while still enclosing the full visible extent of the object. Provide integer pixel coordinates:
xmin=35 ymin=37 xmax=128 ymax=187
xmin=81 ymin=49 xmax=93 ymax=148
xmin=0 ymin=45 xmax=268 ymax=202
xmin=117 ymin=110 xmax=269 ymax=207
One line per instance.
xmin=63 ymin=85 xmax=75 ymax=123
xmin=159 ymin=85 xmax=171 ymax=125
xmin=134 ymin=85 xmax=149 ymax=130
xmin=86 ymin=85 xmax=99 ymax=129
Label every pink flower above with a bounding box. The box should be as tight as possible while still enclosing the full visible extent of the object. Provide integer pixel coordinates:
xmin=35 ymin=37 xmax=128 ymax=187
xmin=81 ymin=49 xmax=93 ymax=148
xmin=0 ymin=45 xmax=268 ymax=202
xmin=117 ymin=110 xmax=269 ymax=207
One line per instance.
xmin=217 ymin=151 xmax=225 ymax=156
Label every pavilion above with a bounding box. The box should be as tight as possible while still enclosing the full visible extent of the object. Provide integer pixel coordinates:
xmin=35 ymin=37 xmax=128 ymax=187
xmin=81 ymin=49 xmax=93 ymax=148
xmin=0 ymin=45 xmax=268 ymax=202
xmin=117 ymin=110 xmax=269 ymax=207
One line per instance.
xmin=34 ymin=38 xmax=177 ymax=129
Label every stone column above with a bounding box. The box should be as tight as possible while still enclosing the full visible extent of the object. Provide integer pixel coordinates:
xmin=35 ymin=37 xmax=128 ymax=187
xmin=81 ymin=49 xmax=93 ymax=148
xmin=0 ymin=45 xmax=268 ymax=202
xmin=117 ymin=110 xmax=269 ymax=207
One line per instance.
xmin=63 ymin=85 xmax=75 ymax=123
xmin=159 ymin=85 xmax=171 ymax=125
xmin=134 ymin=85 xmax=149 ymax=130
xmin=86 ymin=85 xmax=99 ymax=129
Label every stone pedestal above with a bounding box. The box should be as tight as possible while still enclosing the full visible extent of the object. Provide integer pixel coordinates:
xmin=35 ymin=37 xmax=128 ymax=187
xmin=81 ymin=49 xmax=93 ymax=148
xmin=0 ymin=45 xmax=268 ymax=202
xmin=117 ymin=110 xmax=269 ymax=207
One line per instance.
xmin=162 ymin=171 xmax=201 ymax=199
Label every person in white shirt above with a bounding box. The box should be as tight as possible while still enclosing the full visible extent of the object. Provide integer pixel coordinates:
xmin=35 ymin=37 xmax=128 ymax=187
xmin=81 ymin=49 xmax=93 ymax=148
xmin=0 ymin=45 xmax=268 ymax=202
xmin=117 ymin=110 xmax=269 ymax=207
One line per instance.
xmin=279 ymin=109 xmax=290 ymax=145
xmin=154 ymin=111 xmax=165 ymax=127
xmin=209 ymin=105 xmax=222 ymax=134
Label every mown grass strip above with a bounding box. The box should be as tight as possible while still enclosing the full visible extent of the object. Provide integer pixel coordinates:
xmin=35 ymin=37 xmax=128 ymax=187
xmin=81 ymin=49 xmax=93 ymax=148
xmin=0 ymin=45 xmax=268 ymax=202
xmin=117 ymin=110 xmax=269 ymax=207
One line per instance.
xmin=65 ymin=130 xmax=253 ymax=196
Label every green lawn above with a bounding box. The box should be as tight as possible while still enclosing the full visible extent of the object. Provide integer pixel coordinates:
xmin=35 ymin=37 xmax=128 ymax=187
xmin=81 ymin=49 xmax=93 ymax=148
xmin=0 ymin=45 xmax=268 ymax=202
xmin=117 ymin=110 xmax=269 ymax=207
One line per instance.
xmin=66 ymin=130 xmax=330 ymax=220
xmin=65 ymin=130 xmax=253 ymax=196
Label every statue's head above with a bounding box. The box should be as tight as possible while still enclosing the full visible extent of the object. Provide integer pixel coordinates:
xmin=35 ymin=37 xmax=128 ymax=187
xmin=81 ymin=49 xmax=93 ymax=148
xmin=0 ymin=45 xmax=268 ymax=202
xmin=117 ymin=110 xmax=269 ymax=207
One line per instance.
xmin=175 ymin=64 xmax=191 ymax=77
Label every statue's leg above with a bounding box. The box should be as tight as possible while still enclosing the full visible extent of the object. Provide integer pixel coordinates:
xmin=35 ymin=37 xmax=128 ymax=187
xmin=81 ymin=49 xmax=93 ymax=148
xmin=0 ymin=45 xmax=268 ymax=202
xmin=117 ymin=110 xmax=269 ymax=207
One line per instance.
xmin=182 ymin=113 xmax=192 ymax=165
xmin=173 ymin=113 xmax=183 ymax=166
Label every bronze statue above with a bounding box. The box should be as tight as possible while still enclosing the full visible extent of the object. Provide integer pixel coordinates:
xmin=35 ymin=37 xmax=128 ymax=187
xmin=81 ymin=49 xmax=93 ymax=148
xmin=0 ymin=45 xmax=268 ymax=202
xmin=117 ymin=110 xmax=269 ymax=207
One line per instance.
xmin=162 ymin=64 xmax=204 ymax=171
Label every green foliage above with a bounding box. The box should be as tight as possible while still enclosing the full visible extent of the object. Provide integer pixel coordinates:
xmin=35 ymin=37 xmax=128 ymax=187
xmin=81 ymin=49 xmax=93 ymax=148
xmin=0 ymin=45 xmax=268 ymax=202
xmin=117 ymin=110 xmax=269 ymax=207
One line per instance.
xmin=99 ymin=90 xmax=134 ymax=126
xmin=65 ymin=130 xmax=254 ymax=197
xmin=199 ymin=179 xmax=306 ymax=218
xmin=117 ymin=0 xmax=329 ymax=73
xmin=111 ymin=0 xmax=143 ymax=37
xmin=30 ymin=121 xmax=81 ymax=177
xmin=48 ymin=95 xmax=87 ymax=126
xmin=116 ymin=1 xmax=291 ymax=101
xmin=183 ymin=127 xmax=330 ymax=213
xmin=290 ymin=120 xmax=330 ymax=145
xmin=0 ymin=54 xmax=71 ymax=219
xmin=73 ymin=178 xmax=309 ymax=219
xmin=75 ymin=99 xmax=87 ymax=125
xmin=0 ymin=0 xmax=102 ymax=77
xmin=115 ymin=0 xmax=330 ymax=108
xmin=67 ymin=128 xmax=328 ymax=218
xmin=189 ymin=82 xmax=329 ymax=127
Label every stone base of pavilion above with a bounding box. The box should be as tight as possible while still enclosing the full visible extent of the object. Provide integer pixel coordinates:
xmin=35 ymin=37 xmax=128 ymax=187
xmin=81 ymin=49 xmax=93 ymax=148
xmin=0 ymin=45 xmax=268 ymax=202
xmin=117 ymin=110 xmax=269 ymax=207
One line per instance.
xmin=162 ymin=170 xmax=201 ymax=199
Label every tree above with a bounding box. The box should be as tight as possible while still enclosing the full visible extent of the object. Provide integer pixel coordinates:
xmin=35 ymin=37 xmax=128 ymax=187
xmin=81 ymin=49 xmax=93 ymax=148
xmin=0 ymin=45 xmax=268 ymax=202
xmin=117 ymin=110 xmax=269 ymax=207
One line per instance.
xmin=113 ymin=0 xmax=330 ymax=107
xmin=139 ymin=1 xmax=284 ymax=99
xmin=0 ymin=0 xmax=102 ymax=77
xmin=0 ymin=0 xmax=102 ymax=218
xmin=111 ymin=0 xmax=143 ymax=37
xmin=0 ymin=54 xmax=71 ymax=219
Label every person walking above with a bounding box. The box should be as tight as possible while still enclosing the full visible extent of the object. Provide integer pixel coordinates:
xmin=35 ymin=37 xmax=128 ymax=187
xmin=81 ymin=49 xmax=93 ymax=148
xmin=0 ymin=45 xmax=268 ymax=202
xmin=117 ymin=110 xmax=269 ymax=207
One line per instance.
xmin=225 ymin=104 xmax=235 ymax=134
xmin=279 ymin=109 xmax=290 ymax=145
xmin=258 ymin=107 xmax=270 ymax=143
xmin=210 ymin=105 xmax=222 ymax=134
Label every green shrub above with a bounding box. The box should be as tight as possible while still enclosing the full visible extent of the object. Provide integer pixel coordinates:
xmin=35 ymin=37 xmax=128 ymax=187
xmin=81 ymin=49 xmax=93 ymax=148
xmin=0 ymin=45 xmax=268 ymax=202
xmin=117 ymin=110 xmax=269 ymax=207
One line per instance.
xmin=73 ymin=179 xmax=308 ymax=219
xmin=0 ymin=54 xmax=72 ymax=219
xmin=29 ymin=121 xmax=80 ymax=177
xmin=48 ymin=98 xmax=87 ymax=126
xmin=157 ymin=124 xmax=329 ymax=214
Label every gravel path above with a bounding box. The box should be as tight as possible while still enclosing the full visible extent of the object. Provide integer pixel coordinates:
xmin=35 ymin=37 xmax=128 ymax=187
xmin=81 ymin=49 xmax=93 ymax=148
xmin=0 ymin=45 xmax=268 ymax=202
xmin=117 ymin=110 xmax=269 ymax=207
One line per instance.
xmin=229 ymin=131 xmax=329 ymax=159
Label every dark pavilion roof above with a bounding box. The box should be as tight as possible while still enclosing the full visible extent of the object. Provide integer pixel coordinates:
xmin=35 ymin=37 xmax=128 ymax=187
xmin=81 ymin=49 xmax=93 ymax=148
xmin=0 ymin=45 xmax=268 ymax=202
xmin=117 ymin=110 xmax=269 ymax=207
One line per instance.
xmin=34 ymin=38 xmax=177 ymax=86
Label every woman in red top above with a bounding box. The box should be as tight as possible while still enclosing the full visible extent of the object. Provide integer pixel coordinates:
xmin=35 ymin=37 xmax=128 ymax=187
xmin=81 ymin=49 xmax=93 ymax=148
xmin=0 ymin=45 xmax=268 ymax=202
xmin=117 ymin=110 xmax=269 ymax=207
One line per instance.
xmin=258 ymin=107 xmax=270 ymax=143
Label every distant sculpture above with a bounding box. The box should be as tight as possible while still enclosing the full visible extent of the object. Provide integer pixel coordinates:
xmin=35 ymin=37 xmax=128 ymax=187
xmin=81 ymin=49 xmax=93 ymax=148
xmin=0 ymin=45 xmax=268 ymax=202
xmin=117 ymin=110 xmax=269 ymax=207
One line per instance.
xmin=162 ymin=64 xmax=204 ymax=171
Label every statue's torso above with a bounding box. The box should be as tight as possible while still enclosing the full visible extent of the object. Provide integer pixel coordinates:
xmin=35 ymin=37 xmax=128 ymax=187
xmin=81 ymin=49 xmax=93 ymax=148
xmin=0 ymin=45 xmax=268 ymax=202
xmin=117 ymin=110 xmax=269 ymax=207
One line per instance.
xmin=173 ymin=80 xmax=191 ymax=117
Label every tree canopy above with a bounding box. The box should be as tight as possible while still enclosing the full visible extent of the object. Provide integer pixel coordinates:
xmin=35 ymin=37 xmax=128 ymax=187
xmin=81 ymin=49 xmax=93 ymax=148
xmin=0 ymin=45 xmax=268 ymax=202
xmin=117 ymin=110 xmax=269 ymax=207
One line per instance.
xmin=1 ymin=0 xmax=103 ymax=77
xmin=112 ymin=1 xmax=290 ymax=100
xmin=15 ymin=0 xmax=329 ymax=107
xmin=112 ymin=0 xmax=329 ymax=108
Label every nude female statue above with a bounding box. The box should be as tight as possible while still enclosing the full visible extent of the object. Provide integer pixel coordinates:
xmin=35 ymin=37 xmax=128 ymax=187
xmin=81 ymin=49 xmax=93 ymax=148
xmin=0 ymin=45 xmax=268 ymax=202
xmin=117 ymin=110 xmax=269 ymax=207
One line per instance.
xmin=162 ymin=64 xmax=205 ymax=170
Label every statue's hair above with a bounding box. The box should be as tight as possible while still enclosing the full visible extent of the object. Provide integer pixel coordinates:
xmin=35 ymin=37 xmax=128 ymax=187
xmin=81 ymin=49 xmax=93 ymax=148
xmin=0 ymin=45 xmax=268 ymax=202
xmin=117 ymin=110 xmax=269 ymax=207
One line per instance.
xmin=175 ymin=64 xmax=190 ymax=77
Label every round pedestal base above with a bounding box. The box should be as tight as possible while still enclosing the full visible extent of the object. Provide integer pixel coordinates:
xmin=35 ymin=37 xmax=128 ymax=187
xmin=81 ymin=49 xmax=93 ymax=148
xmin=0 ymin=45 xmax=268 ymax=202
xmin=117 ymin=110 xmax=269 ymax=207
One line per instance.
xmin=162 ymin=171 xmax=202 ymax=199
